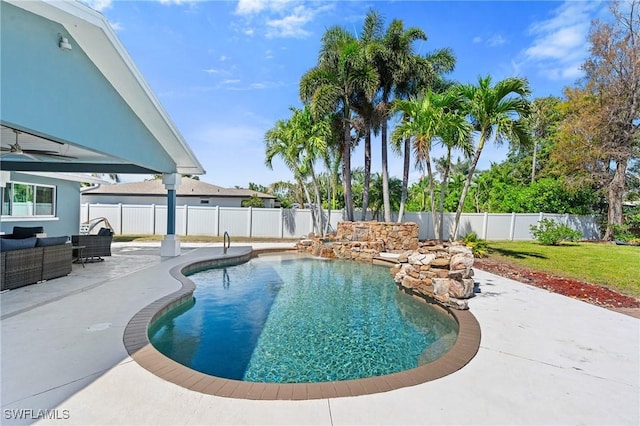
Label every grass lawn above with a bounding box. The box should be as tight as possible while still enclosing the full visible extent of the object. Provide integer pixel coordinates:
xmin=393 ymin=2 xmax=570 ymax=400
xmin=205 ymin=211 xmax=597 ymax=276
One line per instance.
xmin=486 ymin=241 xmax=640 ymax=299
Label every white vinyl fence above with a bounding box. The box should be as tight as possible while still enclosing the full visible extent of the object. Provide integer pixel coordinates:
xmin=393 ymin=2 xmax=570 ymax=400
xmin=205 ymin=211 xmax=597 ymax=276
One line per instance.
xmin=80 ymin=203 xmax=601 ymax=241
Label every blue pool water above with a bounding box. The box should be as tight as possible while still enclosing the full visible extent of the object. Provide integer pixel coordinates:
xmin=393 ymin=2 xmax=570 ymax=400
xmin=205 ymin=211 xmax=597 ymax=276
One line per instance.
xmin=149 ymin=256 xmax=459 ymax=383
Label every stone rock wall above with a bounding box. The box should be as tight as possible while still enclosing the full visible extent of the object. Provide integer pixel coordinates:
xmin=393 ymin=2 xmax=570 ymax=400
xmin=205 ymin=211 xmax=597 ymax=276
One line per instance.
xmin=336 ymin=221 xmax=419 ymax=251
xmin=390 ymin=241 xmax=475 ymax=310
xmin=295 ymin=222 xmax=476 ymax=310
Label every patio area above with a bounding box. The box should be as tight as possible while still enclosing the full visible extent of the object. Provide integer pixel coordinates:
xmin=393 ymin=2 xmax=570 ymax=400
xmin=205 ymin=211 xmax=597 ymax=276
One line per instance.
xmin=1 ymin=242 xmax=638 ymax=425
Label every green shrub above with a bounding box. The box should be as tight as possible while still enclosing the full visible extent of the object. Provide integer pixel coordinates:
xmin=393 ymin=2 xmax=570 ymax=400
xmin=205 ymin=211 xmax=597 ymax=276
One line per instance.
xmin=463 ymin=231 xmax=488 ymax=258
xmin=530 ymin=218 xmax=582 ymax=245
xmin=241 ymin=195 xmax=265 ymax=208
xmin=611 ymin=224 xmax=635 ymax=242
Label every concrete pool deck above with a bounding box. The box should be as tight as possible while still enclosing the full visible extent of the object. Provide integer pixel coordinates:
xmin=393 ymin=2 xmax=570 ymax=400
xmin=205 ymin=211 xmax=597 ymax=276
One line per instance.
xmin=1 ymin=242 xmax=638 ymax=425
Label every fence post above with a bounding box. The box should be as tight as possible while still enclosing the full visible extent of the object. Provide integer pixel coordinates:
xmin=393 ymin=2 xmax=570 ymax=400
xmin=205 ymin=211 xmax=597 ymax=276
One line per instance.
xmin=482 ymin=212 xmax=489 ymax=240
xmin=247 ymin=206 xmax=252 ymax=238
xmin=279 ymin=207 xmax=284 ymax=238
xmin=118 ymin=203 xmax=123 ymax=235
xmin=215 ymin=206 xmax=220 ymax=236
xmin=151 ymin=204 xmax=156 ymax=235
xmin=509 ymin=212 xmax=516 ymax=241
xmin=184 ymin=204 xmax=189 ymax=236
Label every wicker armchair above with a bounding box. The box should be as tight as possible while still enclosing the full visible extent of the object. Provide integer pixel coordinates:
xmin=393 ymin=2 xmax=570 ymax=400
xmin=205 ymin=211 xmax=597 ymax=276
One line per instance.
xmin=71 ymin=234 xmax=113 ymax=262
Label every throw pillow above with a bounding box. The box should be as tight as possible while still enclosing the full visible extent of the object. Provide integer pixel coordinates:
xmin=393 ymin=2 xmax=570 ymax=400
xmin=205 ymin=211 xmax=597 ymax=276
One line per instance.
xmin=12 ymin=226 xmax=45 ymax=239
xmin=36 ymin=236 xmax=70 ymax=247
xmin=97 ymin=227 xmax=113 ymax=236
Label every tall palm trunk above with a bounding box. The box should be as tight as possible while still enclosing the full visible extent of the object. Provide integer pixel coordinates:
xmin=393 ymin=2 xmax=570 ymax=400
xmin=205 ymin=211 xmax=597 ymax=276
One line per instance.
xmin=381 ymin=119 xmax=391 ymax=222
xmin=451 ymin=134 xmax=486 ymax=240
xmin=424 ymin=155 xmax=438 ymax=239
xmin=361 ymin=122 xmax=372 ymax=221
xmin=325 ymin=175 xmax=333 ymax=235
xmin=295 ymin=175 xmax=309 ymax=207
xmin=342 ymin=115 xmax=354 ymax=221
xmin=299 ymin=175 xmax=316 ymax=234
xmin=438 ymin=147 xmax=452 ymax=241
xmin=308 ymin=162 xmax=325 ymax=236
xmin=397 ymin=136 xmax=411 ymax=223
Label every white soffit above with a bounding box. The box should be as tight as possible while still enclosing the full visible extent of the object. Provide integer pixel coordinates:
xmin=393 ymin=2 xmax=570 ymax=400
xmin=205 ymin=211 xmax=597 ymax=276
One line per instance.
xmin=20 ymin=172 xmax=110 ymax=184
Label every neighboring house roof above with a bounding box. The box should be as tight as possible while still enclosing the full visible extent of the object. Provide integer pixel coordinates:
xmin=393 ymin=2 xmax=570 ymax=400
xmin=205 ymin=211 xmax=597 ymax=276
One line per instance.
xmin=81 ymin=178 xmax=276 ymax=199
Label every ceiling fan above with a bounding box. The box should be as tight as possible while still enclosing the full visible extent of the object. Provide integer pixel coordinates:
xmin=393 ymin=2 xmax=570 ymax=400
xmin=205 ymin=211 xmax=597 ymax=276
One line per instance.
xmin=1 ymin=129 xmax=77 ymax=160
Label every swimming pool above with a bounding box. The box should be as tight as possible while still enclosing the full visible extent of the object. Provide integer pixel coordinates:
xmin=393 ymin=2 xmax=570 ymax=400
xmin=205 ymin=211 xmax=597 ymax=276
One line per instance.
xmin=149 ymin=255 xmax=459 ymax=383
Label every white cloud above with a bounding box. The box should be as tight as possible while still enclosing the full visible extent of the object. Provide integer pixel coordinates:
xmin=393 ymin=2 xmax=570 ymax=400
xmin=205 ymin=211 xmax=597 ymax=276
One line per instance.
xmin=224 ymin=79 xmax=241 ymax=84
xmin=235 ymin=0 xmax=267 ymax=15
xmin=157 ymin=0 xmax=201 ymax=5
xmin=266 ymin=5 xmax=313 ymax=38
xmin=109 ymin=21 xmax=123 ymax=32
xmin=233 ymin=0 xmax=333 ymax=39
xmin=487 ymin=34 xmax=506 ymax=47
xmin=80 ymin=0 xmax=112 ymax=12
xmin=235 ymin=0 xmax=294 ymax=16
xmin=472 ymin=34 xmax=506 ymax=47
xmin=521 ymin=0 xmax=604 ymax=81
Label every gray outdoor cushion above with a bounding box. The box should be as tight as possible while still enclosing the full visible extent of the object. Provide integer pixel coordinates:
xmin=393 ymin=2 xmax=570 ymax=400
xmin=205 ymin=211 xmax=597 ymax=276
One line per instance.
xmin=36 ymin=236 xmax=70 ymax=247
xmin=0 ymin=237 xmax=38 ymax=252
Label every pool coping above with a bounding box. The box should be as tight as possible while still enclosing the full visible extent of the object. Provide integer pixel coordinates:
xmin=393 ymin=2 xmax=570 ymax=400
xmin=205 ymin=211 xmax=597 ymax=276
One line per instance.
xmin=123 ymin=249 xmax=481 ymax=400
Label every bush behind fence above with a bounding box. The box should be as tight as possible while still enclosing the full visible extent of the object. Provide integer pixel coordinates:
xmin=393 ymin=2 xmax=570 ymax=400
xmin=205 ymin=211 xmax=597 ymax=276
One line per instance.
xmin=80 ymin=203 xmax=600 ymax=241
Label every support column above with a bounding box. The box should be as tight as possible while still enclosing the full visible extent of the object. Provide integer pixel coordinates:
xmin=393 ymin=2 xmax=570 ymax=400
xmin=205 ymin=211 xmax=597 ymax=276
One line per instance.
xmin=160 ymin=173 xmax=182 ymax=257
xmin=0 ymin=170 xmax=10 ymax=188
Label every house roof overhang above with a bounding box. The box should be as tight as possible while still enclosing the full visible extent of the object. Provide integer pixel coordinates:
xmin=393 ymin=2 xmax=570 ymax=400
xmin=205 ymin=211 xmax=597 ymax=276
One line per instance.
xmin=1 ymin=0 xmax=205 ymax=176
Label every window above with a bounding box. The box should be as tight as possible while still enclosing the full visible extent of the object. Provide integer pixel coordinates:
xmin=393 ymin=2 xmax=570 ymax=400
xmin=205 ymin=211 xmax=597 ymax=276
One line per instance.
xmin=0 ymin=182 xmax=55 ymax=217
xmin=200 ymin=199 xmax=210 ymax=204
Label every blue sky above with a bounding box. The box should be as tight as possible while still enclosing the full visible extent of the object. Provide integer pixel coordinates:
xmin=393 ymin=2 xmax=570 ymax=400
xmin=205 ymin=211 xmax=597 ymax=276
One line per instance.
xmin=83 ymin=0 xmax=607 ymax=188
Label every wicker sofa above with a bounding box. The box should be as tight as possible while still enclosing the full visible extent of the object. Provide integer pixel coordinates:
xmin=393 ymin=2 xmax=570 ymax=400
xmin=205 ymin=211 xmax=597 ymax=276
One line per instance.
xmin=0 ymin=235 xmax=72 ymax=291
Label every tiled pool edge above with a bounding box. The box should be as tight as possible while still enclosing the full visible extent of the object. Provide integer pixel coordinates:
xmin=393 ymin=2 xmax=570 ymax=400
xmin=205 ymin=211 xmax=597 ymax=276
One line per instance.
xmin=123 ymin=249 xmax=481 ymax=400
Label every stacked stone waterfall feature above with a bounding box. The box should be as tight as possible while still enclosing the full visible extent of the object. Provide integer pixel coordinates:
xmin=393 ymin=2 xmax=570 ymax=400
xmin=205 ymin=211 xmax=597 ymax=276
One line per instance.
xmin=390 ymin=243 xmax=475 ymax=310
xmin=295 ymin=221 xmax=476 ymax=310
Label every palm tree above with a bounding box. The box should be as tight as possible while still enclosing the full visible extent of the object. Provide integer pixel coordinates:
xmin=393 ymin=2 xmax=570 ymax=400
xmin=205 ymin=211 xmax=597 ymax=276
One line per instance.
xmin=373 ymin=17 xmax=456 ymax=222
xmin=354 ymin=10 xmax=384 ymax=220
xmin=395 ymin=66 xmax=455 ymax=223
xmin=265 ymin=106 xmax=331 ymax=235
xmin=350 ymin=99 xmax=382 ymax=220
xmin=376 ymin=19 xmax=428 ymax=222
xmin=265 ymin=118 xmax=313 ymax=206
xmin=435 ymin=111 xmax=473 ymax=240
xmin=450 ymin=75 xmax=531 ymax=240
xmin=392 ymin=89 xmax=471 ymax=238
xmin=265 ymin=115 xmax=319 ymax=234
xmin=290 ymin=106 xmax=331 ymax=235
xmin=300 ymin=26 xmax=379 ymax=222
xmin=320 ymin=113 xmax=343 ymax=234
